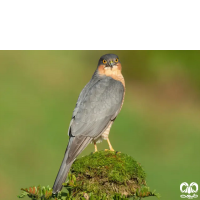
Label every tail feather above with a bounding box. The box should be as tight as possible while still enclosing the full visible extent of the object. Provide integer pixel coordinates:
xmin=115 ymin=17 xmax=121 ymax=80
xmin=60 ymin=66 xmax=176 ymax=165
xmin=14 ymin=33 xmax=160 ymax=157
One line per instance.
xmin=52 ymin=155 xmax=73 ymax=193
xmin=52 ymin=136 xmax=92 ymax=194
xmin=52 ymin=138 xmax=73 ymax=194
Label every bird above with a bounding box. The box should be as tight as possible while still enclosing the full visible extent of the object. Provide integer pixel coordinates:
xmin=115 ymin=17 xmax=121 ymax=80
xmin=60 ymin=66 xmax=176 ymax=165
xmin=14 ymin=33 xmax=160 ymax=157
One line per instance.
xmin=52 ymin=54 xmax=125 ymax=194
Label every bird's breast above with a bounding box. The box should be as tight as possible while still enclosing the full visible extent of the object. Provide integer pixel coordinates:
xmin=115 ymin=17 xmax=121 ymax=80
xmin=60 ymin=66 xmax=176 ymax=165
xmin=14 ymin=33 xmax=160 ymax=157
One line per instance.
xmin=98 ymin=65 xmax=125 ymax=88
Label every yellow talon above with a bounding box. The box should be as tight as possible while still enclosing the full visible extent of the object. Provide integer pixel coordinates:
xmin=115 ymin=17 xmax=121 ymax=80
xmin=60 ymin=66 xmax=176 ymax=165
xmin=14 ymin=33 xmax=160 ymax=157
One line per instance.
xmin=105 ymin=138 xmax=121 ymax=153
xmin=106 ymin=138 xmax=115 ymax=151
xmin=105 ymin=148 xmax=115 ymax=152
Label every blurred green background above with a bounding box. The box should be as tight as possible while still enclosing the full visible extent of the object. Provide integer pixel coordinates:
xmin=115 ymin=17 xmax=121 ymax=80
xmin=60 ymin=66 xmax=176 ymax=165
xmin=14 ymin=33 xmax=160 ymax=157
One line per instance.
xmin=0 ymin=51 xmax=200 ymax=200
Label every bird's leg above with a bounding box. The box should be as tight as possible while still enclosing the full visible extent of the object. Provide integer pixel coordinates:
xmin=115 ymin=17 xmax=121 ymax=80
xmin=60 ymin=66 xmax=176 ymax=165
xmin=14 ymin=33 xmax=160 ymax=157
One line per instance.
xmin=105 ymin=138 xmax=115 ymax=152
xmin=94 ymin=141 xmax=98 ymax=152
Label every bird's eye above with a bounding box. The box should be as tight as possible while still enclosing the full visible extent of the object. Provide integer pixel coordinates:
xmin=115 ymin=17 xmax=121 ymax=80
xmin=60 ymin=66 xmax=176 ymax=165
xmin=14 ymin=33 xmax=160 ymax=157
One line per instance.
xmin=115 ymin=58 xmax=118 ymax=62
xmin=103 ymin=60 xmax=107 ymax=64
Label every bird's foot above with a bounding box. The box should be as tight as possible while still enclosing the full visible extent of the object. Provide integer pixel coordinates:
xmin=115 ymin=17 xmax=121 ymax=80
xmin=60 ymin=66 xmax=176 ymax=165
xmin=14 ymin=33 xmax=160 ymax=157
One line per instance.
xmin=105 ymin=149 xmax=121 ymax=154
xmin=105 ymin=148 xmax=115 ymax=152
xmin=93 ymin=142 xmax=98 ymax=153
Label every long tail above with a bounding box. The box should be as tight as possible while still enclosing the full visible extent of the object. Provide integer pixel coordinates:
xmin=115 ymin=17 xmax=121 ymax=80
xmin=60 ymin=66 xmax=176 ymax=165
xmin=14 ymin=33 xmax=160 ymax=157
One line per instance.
xmin=52 ymin=136 xmax=92 ymax=194
xmin=52 ymin=140 xmax=73 ymax=194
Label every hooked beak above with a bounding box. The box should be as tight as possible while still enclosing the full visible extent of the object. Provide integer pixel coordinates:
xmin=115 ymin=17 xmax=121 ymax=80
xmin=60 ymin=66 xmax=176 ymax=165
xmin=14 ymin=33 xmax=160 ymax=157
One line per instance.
xmin=109 ymin=60 xmax=114 ymax=67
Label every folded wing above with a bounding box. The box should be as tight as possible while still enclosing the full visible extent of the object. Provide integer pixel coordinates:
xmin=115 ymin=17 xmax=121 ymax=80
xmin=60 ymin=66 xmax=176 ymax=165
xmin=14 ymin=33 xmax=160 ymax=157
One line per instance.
xmin=69 ymin=76 xmax=124 ymax=138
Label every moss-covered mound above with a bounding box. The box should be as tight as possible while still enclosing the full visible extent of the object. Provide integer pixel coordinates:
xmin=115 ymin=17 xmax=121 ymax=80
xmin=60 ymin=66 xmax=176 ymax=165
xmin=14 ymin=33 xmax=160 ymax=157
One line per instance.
xmin=64 ymin=151 xmax=157 ymax=199
xmin=71 ymin=151 xmax=146 ymax=197
xmin=18 ymin=151 xmax=160 ymax=200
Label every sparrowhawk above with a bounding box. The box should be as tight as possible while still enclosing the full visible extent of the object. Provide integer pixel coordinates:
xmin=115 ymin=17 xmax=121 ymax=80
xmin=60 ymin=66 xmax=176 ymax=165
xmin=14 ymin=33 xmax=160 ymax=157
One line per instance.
xmin=52 ymin=54 xmax=125 ymax=194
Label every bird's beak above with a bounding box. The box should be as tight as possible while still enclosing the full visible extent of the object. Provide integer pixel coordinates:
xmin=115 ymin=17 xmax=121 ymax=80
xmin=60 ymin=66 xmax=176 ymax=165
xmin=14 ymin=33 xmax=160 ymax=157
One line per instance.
xmin=109 ymin=60 xmax=114 ymax=67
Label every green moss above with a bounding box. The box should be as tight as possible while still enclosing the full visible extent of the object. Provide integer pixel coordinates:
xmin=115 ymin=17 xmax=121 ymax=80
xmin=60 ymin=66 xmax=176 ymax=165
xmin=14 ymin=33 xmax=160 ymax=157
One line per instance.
xmin=72 ymin=151 xmax=146 ymax=184
xmin=68 ymin=151 xmax=147 ymax=199
xmin=18 ymin=151 xmax=160 ymax=200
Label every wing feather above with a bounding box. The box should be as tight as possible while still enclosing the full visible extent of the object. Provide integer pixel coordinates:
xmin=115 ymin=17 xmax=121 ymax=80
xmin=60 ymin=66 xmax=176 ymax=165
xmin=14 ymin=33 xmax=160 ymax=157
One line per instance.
xmin=70 ymin=76 xmax=124 ymax=138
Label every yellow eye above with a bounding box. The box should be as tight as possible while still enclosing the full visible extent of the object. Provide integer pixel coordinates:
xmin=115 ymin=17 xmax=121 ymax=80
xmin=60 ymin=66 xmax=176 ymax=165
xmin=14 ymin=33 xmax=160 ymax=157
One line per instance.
xmin=115 ymin=58 xmax=118 ymax=62
xmin=103 ymin=60 xmax=107 ymax=64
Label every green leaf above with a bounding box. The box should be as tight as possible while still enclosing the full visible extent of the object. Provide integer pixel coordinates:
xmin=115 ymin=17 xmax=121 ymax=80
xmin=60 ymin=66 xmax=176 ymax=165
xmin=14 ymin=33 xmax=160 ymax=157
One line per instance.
xmin=18 ymin=191 xmax=29 ymax=198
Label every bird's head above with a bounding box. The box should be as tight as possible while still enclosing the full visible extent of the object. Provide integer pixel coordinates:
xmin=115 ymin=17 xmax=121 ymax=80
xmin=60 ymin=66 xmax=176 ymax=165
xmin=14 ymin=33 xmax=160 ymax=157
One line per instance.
xmin=97 ymin=54 xmax=122 ymax=76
